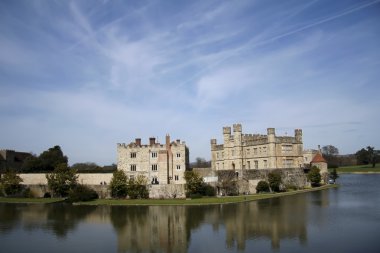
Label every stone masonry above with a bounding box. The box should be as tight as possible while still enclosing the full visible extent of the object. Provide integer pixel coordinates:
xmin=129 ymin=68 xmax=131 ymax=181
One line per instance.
xmin=211 ymin=124 xmax=304 ymax=174
xmin=117 ymin=135 xmax=189 ymax=186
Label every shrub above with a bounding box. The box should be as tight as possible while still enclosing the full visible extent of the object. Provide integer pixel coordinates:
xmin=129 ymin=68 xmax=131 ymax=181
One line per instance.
xmin=268 ymin=170 xmax=282 ymax=192
xmin=0 ymin=170 xmax=23 ymax=196
xmin=44 ymin=192 xmax=51 ymax=198
xmin=189 ymin=193 xmax=203 ymax=199
xmin=256 ymin=181 xmax=270 ymax=193
xmin=68 ymin=184 xmax=98 ymax=202
xmin=285 ymin=183 xmax=298 ymax=191
xmin=109 ymin=170 xmax=128 ymax=198
xmin=203 ymin=184 xmax=216 ymax=196
xmin=46 ymin=163 xmax=78 ymax=197
xmin=22 ymin=187 xmax=36 ymax=198
xmin=127 ymin=175 xmax=149 ymax=199
xmin=308 ymin=166 xmax=321 ymax=186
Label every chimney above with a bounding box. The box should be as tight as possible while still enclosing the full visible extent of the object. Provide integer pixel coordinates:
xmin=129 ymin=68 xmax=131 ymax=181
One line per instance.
xmin=135 ymin=138 xmax=141 ymax=146
xmin=166 ymin=134 xmax=170 ymax=150
xmin=149 ymin=137 xmax=156 ymax=146
xmin=176 ymin=139 xmax=180 ymax=144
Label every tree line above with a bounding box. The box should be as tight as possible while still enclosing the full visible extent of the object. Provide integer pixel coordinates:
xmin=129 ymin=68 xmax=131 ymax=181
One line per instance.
xmin=321 ymin=145 xmax=379 ymax=168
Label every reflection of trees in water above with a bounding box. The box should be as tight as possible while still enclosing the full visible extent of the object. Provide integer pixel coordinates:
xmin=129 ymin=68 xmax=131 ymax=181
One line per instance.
xmin=0 ymin=203 xmax=97 ymax=238
xmin=44 ymin=204 xmax=97 ymax=238
xmin=0 ymin=204 xmax=22 ymax=234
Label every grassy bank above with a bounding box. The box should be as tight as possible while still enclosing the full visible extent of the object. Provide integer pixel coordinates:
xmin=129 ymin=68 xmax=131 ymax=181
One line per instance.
xmin=335 ymin=164 xmax=380 ymax=174
xmin=0 ymin=197 xmax=65 ymax=204
xmin=76 ymin=184 xmax=338 ymax=206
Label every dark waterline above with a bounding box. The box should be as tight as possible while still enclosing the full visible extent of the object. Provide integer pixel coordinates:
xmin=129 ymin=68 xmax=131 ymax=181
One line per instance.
xmin=0 ymin=174 xmax=379 ymax=253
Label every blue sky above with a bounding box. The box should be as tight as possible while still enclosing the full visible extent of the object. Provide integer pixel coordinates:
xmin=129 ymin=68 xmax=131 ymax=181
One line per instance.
xmin=1 ymin=0 xmax=379 ymax=165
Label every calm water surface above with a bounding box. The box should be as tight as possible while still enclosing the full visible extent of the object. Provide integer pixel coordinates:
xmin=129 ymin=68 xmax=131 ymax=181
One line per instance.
xmin=1 ymin=174 xmax=379 ymax=253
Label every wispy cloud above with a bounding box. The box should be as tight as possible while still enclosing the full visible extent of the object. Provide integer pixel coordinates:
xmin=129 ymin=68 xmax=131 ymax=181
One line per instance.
xmin=0 ymin=0 xmax=379 ymax=163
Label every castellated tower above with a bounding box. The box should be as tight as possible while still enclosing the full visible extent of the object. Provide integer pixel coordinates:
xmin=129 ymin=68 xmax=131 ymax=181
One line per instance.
xmin=223 ymin=126 xmax=231 ymax=144
xmin=233 ymin=123 xmax=242 ymax=145
xmin=267 ymin=128 xmax=276 ymax=168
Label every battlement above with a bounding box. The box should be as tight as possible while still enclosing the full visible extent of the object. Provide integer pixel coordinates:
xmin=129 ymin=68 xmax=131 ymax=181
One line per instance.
xmin=223 ymin=127 xmax=231 ymax=134
xmin=233 ymin=123 xmax=242 ymax=132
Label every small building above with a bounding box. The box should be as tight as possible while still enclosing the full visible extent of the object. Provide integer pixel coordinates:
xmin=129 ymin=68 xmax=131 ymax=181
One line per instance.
xmin=310 ymin=152 xmax=328 ymax=174
xmin=117 ymin=135 xmax=189 ymax=185
xmin=210 ymin=124 xmax=304 ymax=172
xmin=0 ymin=149 xmax=32 ymax=172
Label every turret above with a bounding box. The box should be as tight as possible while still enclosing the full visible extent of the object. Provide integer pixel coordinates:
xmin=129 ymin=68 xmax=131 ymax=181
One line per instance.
xmin=267 ymin=128 xmax=275 ymax=143
xmin=295 ymin=129 xmax=302 ymax=143
xmin=233 ymin=123 xmax=242 ymax=145
xmin=210 ymin=139 xmax=217 ymax=150
xmin=223 ymin=126 xmax=231 ymax=144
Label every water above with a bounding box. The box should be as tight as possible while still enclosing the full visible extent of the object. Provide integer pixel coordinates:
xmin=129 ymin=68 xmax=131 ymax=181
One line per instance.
xmin=0 ymin=174 xmax=379 ymax=253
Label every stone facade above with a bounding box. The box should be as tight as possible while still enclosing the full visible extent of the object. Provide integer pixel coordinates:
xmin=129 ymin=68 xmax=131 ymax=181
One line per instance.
xmin=117 ymin=135 xmax=189 ymax=186
xmin=302 ymin=149 xmax=318 ymax=166
xmin=0 ymin=149 xmax=32 ymax=171
xmin=211 ymin=124 xmax=304 ymax=174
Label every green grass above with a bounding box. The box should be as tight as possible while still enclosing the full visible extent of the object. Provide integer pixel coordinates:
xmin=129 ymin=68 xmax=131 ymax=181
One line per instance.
xmin=335 ymin=164 xmax=380 ymax=173
xmin=76 ymin=184 xmax=338 ymax=206
xmin=0 ymin=197 xmax=65 ymax=204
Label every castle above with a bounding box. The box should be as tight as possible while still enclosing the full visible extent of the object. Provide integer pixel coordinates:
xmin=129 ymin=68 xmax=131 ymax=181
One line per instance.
xmin=210 ymin=124 xmax=304 ymax=172
xmin=5 ymin=124 xmax=327 ymax=198
xmin=117 ymin=135 xmax=189 ymax=185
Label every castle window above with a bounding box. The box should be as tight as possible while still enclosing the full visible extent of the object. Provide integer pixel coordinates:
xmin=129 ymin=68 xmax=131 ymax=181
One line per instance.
xmin=222 ymin=152 xmax=224 ymax=158
xmin=247 ymin=161 xmax=251 ymax=169
xmin=263 ymin=147 xmax=267 ymax=154
xmin=283 ymin=159 xmax=293 ymax=168
xmin=264 ymin=160 xmax=268 ymax=168
xmin=282 ymin=145 xmax=293 ymax=153
xmin=130 ymin=164 xmax=136 ymax=171
xmin=246 ymin=149 xmax=250 ymax=155
xmin=152 ymin=177 xmax=159 ymax=185
xmin=151 ymin=152 xmax=157 ymax=158
xmin=217 ymin=153 xmax=219 ymax=159
xmin=130 ymin=175 xmax=135 ymax=180
xmin=176 ymin=165 xmax=181 ymax=170
xmin=254 ymin=148 xmax=258 ymax=155
xmin=254 ymin=160 xmax=258 ymax=169
xmin=174 ymin=175 xmax=179 ymax=181
xmin=152 ymin=164 xmax=158 ymax=171
xmin=232 ymin=150 xmax=235 ymax=156
xmin=176 ymin=153 xmax=181 ymax=158
xmin=130 ymin=152 xmax=136 ymax=158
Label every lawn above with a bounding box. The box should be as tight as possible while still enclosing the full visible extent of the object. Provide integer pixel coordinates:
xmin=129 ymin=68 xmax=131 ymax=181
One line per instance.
xmin=335 ymin=164 xmax=380 ymax=173
xmin=77 ymin=184 xmax=338 ymax=206
xmin=0 ymin=197 xmax=65 ymax=204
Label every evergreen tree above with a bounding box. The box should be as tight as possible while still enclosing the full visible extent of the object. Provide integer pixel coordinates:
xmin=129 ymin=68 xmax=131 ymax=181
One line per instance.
xmin=308 ymin=166 xmax=321 ymax=186
xmin=109 ymin=170 xmax=128 ymax=198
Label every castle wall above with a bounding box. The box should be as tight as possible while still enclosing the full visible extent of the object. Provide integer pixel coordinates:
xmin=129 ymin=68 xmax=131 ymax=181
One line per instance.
xmin=216 ymin=168 xmax=309 ymax=194
xmin=19 ymin=173 xmax=185 ymax=199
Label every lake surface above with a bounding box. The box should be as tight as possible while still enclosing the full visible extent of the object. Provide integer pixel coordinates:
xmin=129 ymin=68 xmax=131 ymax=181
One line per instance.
xmin=1 ymin=174 xmax=379 ymax=253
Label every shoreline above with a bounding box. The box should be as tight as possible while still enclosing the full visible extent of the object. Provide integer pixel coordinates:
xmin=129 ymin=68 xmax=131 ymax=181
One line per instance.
xmin=337 ymin=172 xmax=380 ymax=174
xmin=0 ymin=198 xmax=65 ymax=204
xmin=0 ymin=185 xmax=338 ymax=206
xmin=75 ymin=184 xmax=338 ymax=206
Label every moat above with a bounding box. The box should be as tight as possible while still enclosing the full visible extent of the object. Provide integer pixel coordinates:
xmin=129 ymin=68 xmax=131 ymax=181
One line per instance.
xmin=0 ymin=174 xmax=379 ymax=253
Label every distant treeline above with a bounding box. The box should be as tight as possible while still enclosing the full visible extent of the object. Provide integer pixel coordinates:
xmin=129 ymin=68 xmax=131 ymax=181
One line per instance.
xmin=1 ymin=145 xmax=116 ymax=173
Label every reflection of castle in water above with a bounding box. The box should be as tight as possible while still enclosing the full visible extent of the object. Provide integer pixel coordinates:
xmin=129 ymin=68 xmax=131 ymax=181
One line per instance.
xmin=0 ymin=191 xmax=331 ymax=252
xmin=109 ymin=206 xmax=188 ymax=253
xmin=219 ymin=196 xmax=309 ymax=250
